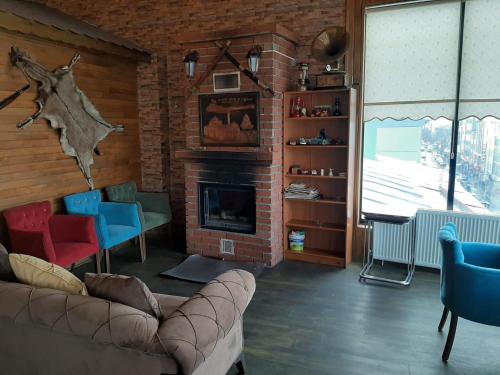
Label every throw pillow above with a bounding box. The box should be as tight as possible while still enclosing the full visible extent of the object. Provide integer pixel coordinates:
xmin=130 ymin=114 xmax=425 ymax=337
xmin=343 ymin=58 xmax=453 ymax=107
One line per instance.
xmin=9 ymin=254 xmax=87 ymax=295
xmin=0 ymin=243 xmax=14 ymax=282
xmin=85 ymin=273 xmax=163 ymax=319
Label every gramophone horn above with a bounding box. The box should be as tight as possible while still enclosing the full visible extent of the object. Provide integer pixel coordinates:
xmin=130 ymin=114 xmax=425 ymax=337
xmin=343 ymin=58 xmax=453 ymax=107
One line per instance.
xmin=311 ymin=26 xmax=349 ymax=64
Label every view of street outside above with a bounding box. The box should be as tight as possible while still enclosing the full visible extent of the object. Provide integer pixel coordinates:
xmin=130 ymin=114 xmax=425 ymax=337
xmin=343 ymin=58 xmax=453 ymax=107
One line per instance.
xmin=362 ymin=117 xmax=500 ymax=216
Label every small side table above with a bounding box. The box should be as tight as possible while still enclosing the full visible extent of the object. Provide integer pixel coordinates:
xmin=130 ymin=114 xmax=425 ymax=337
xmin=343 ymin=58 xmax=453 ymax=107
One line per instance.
xmin=359 ymin=211 xmax=416 ymax=287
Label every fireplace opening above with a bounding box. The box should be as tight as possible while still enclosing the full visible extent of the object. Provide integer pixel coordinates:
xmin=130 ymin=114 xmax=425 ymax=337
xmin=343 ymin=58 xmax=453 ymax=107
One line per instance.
xmin=199 ymin=182 xmax=256 ymax=234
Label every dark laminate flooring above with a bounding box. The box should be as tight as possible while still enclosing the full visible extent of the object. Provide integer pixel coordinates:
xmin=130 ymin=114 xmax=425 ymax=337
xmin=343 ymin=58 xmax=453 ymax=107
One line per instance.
xmin=74 ymin=236 xmax=500 ymax=375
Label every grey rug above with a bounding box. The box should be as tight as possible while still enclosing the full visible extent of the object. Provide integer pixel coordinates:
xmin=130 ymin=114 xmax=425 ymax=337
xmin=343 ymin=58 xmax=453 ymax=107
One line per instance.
xmin=160 ymin=254 xmax=265 ymax=284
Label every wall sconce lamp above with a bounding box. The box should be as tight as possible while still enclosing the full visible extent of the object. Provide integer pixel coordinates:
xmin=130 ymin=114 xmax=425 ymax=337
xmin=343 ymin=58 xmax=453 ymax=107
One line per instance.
xmin=247 ymin=45 xmax=263 ymax=75
xmin=183 ymin=51 xmax=199 ymax=79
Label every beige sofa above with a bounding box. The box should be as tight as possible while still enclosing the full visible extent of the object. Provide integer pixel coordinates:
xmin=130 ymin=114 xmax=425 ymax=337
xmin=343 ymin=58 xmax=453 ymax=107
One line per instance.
xmin=0 ymin=268 xmax=255 ymax=375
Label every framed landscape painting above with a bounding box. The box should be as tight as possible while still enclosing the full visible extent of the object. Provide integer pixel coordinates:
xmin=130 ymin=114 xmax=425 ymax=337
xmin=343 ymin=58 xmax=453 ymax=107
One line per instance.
xmin=199 ymin=92 xmax=260 ymax=146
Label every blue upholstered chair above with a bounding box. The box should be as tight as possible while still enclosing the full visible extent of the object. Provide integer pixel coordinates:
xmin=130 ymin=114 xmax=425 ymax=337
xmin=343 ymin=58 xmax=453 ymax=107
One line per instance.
xmin=105 ymin=181 xmax=173 ymax=258
xmin=63 ymin=190 xmax=143 ymax=273
xmin=438 ymin=223 xmax=500 ymax=361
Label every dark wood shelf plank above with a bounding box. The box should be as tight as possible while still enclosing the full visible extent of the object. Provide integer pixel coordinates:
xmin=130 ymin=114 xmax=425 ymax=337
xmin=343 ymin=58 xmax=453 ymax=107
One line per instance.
xmin=286 ymin=247 xmax=345 ymax=267
xmin=285 ymin=219 xmax=346 ymax=232
xmin=285 ymin=173 xmax=347 ymax=180
xmin=285 ymin=145 xmax=348 ymax=149
xmin=284 ymin=198 xmax=346 ymax=205
xmin=285 ymin=88 xmax=350 ymax=95
xmin=286 ymin=116 xmax=349 ymax=121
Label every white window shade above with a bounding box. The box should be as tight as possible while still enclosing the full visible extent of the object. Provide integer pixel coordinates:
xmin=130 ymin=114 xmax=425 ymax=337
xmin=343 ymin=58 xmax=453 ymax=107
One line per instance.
xmin=363 ymin=1 xmax=461 ymax=122
xmin=459 ymin=0 xmax=500 ymax=120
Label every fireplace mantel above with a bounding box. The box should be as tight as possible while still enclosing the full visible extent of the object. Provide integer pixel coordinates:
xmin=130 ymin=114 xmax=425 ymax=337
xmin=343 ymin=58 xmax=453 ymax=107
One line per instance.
xmin=175 ymin=149 xmax=273 ymax=165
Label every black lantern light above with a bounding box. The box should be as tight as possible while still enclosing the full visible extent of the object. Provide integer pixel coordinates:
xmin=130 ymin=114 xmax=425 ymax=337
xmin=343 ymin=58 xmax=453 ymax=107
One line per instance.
xmin=183 ymin=51 xmax=199 ymax=79
xmin=247 ymin=45 xmax=263 ymax=75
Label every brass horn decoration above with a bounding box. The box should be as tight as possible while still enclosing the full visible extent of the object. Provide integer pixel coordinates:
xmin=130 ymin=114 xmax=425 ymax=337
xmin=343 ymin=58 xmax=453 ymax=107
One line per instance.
xmin=311 ymin=26 xmax=349 ymax=71
xmin=311 ymin=27 xmax=352 ymax=89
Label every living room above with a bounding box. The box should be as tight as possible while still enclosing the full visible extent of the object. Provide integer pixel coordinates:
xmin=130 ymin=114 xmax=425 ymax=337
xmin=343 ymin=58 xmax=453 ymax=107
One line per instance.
xmin=0 ymin=0 xmax=499 ymax=374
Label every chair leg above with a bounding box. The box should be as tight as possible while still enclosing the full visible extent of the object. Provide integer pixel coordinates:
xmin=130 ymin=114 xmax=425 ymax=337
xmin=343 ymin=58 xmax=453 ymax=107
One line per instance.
xmin=235 ymin=353 xmax=247 ymax=374
xmin=438 ymin=307 xmax=449 ymax=332
xmin=442 ymin=314 xmax=458 ymax=362
xmin=105 ymin=250 xmax=111 ymax=274
xmin=95 ymin=251 xmax=102 ymax=274
xmin=139 ymin=233 xmax=146 ymax=263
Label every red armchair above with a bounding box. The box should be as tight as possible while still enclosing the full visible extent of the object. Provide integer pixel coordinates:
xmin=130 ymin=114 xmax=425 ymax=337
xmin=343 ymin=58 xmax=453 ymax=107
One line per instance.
xmin=3 ymin=201 xmax=100 ymax=271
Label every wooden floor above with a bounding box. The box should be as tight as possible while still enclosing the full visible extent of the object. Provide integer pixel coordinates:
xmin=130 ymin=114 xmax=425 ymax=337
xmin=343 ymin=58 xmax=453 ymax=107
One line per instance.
xmin=74 ymin=236 xmax=500 ymax=375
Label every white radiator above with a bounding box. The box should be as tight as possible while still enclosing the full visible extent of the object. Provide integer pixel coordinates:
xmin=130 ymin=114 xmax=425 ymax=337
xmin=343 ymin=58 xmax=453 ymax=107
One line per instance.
xmin=373 ymin=209 xmax=500 ymax=269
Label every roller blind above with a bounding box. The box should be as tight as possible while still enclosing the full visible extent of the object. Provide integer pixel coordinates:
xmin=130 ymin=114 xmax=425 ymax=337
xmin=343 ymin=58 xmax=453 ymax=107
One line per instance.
xmin=459 ymin=0 xmax=500 ymax=120
xmin=363 ymin=1 xmax=461 ymax=122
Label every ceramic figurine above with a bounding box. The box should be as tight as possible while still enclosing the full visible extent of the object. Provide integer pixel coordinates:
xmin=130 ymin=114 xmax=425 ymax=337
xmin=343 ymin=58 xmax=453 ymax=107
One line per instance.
xmin=291 ymin=96 xmax=304 ymax=118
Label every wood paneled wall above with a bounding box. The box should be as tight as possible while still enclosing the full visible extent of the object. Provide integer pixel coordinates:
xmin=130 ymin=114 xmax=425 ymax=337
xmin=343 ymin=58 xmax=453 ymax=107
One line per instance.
xmin=0 ymin=30 xmax=141 ymax=243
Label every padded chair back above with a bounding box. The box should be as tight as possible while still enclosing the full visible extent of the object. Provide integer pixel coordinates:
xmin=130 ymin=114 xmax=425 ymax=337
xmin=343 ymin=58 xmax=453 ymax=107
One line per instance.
xmin=64 ymin=190 xmax=102 ymax=216
xmin=3 ymin=201 xmax=52 ymax=232
xmin=438 ymin=223 xmax=464 ymax=309
xmin=106 ymin=182 xmax=137 ymax=202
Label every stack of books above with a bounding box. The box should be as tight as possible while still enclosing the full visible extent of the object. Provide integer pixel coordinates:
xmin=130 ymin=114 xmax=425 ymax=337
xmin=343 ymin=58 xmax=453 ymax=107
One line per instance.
xmin=284 ymin=183 xmax=321 ymax=200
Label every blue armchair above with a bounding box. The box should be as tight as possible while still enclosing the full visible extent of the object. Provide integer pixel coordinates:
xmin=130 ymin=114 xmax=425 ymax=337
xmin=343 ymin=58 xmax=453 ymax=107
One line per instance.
xmin=63 ymin=190 xmax=143 ymax=273
xmin=438 ymin=223 xmax=500 ymax=361
xmin=105 ymin=181 xmax=173 ymax=259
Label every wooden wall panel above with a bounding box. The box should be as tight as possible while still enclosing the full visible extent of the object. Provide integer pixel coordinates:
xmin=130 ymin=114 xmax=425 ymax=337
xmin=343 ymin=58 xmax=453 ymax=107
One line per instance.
xmin=0 ymin=30 xmax=141 ymax=243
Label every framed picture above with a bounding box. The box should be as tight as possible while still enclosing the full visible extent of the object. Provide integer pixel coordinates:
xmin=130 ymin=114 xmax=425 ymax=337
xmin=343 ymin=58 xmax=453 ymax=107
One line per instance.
xmin=213 ymin=71 xmax=240 ymax=93
xmin=199 ymin=92 xmax=260 ymax=147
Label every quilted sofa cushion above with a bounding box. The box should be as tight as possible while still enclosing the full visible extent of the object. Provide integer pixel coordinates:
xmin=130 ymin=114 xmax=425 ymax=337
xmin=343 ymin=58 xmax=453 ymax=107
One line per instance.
xmin=9 ymin=254 xmax=87 ymax=295
xmin=85 ymin=273 xmax=163 ymax=319
xmin=0 ymin=280 xmax=160 ymax=352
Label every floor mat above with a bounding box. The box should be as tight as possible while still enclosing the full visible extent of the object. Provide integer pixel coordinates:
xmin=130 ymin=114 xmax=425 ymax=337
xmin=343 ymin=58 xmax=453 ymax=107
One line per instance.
xmin=160 ymin=254 xmax=264 ymax=283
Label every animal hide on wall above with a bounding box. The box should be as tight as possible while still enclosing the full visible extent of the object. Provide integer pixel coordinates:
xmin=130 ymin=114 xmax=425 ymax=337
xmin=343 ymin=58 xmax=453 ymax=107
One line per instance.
xmin=9 ymin=46 xmax=124 ymax=189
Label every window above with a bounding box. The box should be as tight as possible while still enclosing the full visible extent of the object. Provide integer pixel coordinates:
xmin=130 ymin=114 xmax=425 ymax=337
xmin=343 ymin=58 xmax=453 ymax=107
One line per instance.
xmin=361 ymin=0 xmax=500 ymax=216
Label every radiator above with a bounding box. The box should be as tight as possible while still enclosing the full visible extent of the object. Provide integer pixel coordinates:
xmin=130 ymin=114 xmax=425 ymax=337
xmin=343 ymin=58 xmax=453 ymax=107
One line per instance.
xmin=373 ymin=209 xmax=500 ymax=269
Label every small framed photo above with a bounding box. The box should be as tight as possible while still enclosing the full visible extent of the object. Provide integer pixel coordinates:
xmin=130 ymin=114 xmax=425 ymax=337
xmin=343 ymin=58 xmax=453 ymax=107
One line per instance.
xmin=213 ymin=71 xmax=240 ymax=93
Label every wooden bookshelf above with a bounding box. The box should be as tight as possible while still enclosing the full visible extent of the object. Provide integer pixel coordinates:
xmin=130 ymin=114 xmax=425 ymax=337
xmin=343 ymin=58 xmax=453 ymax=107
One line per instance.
xmin=283 ymin=88 xmax=357 ymax=268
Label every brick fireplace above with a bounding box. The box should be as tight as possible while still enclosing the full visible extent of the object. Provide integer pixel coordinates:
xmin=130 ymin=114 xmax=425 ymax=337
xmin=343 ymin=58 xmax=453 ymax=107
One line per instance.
xmin=176 ymin=25 xmax=297 ymax=267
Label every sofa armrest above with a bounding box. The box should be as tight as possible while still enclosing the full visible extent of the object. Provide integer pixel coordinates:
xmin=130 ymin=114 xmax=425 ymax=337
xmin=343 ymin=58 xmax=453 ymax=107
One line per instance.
xmin=136 ymin=192 xmax=172 ymax=221
xmin=98 ymin=202 xmax=141 ymax=229
xmin=462 ymin=242 xmax=500 ymax=269
xmin=49 ymin=215 xmax=98 ymax=245
xmin=8 ymin=229 xmax=56 ymax=263
xmin=154 ymin=270 xmax=255 ymax=375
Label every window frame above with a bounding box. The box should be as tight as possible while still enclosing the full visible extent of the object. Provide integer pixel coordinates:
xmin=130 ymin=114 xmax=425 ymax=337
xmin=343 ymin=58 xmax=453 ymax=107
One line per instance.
xmin=352 ymin=0 xmax=494 ymax=220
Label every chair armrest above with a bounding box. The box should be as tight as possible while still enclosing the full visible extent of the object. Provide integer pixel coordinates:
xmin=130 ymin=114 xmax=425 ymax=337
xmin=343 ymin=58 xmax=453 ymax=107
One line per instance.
xmin=154 ymin=270 xmax=255 ymax=375
xmin=99 ymin=202 xmax=141 ymax=229
xmin=136 ymin=192 xmax=172 ymax=221
xmin=49 ymin=215 xmax=98 ymax=245
xmin=452 ymin=262 xmax=500 ymax=325
xmin=8 ymin=229 xmax=56 ymax=263
xmin=462 ymin=242 xmax=500 ymax=269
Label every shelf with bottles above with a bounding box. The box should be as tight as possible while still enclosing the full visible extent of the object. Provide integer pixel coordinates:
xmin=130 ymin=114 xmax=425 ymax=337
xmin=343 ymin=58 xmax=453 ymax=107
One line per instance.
xmin=286 ymin=90 xmax=350 ymax=120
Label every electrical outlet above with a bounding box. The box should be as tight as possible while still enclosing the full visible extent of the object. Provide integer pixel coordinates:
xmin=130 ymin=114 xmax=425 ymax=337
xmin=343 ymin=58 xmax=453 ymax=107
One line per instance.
xmin=220 ymin=239 xmax=235 ymax=255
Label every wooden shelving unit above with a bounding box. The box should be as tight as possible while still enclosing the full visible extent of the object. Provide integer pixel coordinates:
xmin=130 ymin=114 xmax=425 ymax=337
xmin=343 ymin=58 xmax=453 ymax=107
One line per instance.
xmin=283 ymin=88 xmax=357 ymax=267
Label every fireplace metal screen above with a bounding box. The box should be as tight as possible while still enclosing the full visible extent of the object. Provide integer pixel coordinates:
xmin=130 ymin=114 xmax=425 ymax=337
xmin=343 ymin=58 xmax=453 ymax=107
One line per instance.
xmin=199 ymin=183 xmax=256 ymax=234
